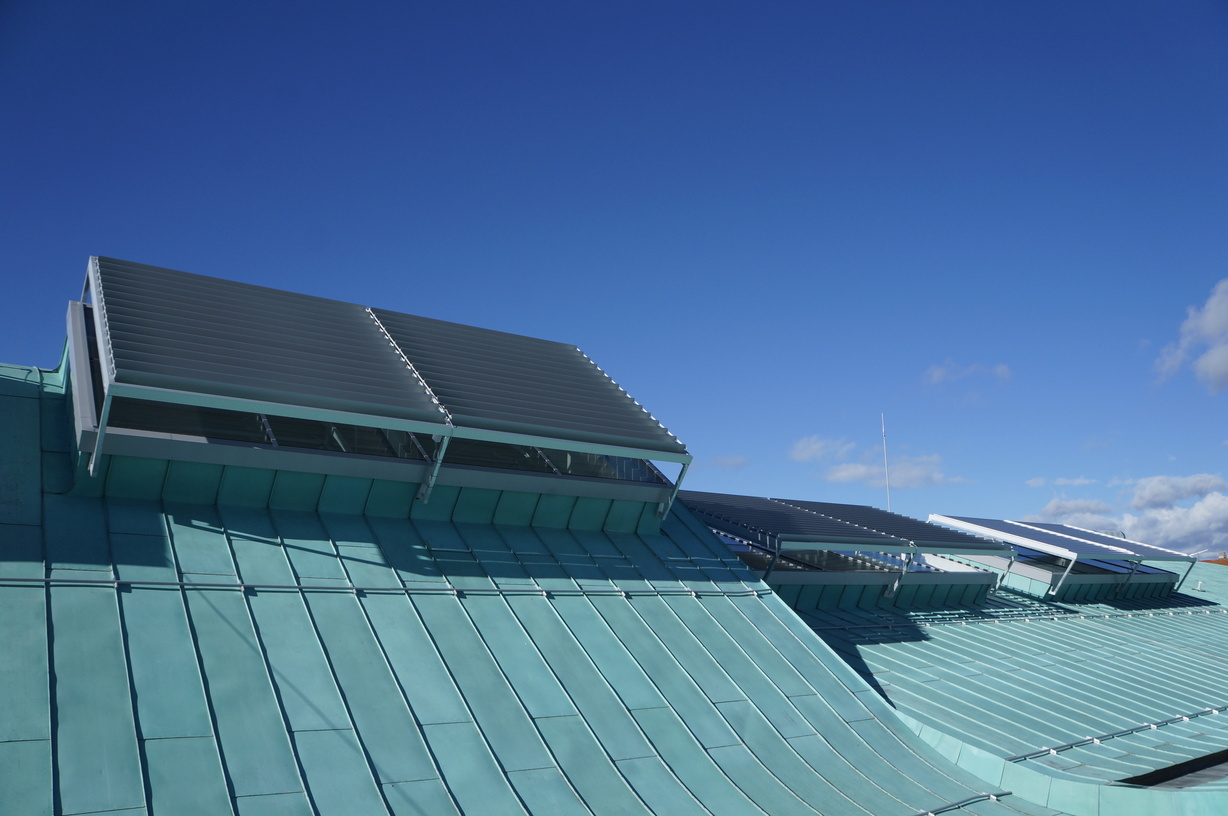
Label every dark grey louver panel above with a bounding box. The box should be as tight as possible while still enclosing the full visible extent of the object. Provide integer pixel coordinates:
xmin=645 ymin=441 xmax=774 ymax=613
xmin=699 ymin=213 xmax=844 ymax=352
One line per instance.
xmin=1020 ymin=522 xmax=1192 ymax=561
xmin=92 ymin=257 xmax=446 ymax=424
xmin=939 ymin=517 xmax=1129 ymax=558
xmin=677 ymin=490 xmax=905 ymax=548
xmin=370 ymin=307 xmax=687 ymax=455
xmin=775 ymin=498 xmax=1006 ymax=554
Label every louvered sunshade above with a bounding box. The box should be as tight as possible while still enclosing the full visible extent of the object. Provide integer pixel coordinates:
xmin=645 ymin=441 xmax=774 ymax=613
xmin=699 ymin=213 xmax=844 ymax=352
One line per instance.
xmin=775 ymin=498 xmax=1005 ymax=554
xmin=371 ymin=308 xmax=686 ymax=454
xmin=678 ymin=490 xmax=908 ymax=551
xmin=92 ymin=257 xmax=446 ymax=423
xmin=680 ymin=491 xmax=1010 ymax=555
xmin=931 ymin=516 xmax=1193 ymax=562
xmin=87 ymin=257 xmax=687 ymax=458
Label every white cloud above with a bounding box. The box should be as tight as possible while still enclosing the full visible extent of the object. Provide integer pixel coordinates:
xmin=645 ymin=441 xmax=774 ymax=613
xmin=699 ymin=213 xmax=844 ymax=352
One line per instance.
xmin=1130 ymin=474 xmax=1228 ymax=510
xmin=1026 ymin=476 xmax=1096 ymax=488
xmin=824 ymin=462 xmax=881 ymax=484
xmin=826 ymin=453 xmax=963 ymax=489
xmin=1082 ymin=437 xmax=1112 ymax=452
xmin=1156 ymin=278 xmax=1228 ymax=393
xmin=1119 ymin=492 xmax=1228 ymax=554
xmin=789 ymin=435 xmax=854 ymax=463
xmin=1194 ymin=344 xmax=1228 ymax=393
xmin=708 ymin=455 xmax=750 ymax=470
xmin=1028 ymin=472 xmax=1228 ymax=555
xmin=925 ymin=359 xmax=1012 ymax=385
xmin=1039 ymin=498 xmax=1114 ymax=518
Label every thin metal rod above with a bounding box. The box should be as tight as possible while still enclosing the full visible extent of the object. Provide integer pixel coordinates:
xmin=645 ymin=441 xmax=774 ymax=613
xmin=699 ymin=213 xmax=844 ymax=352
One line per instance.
xmin=1007 ymin=703 xmax=1228 ymax=762
xmin=87 ymin=392 xmax=113 ymax=477
xmin=1048 ymin=556 xmax=1077 ymax=597
xmin=417 ymin=434 xmax=453 ymax=503
xmin=0 ymin=574 xmax=763 ymax=599
xmin=994 ymin=553 xmax=1017 ymax=594
xmin=659 ymin=459 xmax=691 ymax=518
xmin=881 ymin=413 xmax=891 ymax=512
xmin=1178 ymin=558 xmax=1197 ymax=590
xmin=762 ymin=539 xmax=782 ymax=583
xmin=1117 ymin=559 xmax=1141 ymax=597
xmin=907 ymin=792 xmax=1012 ymax=816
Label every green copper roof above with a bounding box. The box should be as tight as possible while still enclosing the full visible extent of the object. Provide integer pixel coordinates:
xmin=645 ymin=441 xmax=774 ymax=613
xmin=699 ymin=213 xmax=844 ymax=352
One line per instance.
xmin=3 ymin=364 xmax=1082 ymax=816
xmin=808 ymin=572 xmax=1228 ymax=795
xmin=8 ymin=247 xmax=1228 ymax=816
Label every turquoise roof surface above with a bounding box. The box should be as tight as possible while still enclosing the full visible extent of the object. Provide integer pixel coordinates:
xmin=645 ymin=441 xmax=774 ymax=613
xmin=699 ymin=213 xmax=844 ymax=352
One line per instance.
xmin=6 ymin=254 xmax=1228 ymax=816
xmin=2 ymin=361 xmax=1079 ymax=816
xmin=809 ymin=573 xmax=1228 ymax=798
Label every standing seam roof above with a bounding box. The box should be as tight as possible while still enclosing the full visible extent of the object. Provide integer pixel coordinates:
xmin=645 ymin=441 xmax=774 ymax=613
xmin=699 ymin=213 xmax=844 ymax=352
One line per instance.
xmin=807 ymin=576 xmax=1228 ymax=788
xmin=0 ymin=371 xmax=1077 ymax=815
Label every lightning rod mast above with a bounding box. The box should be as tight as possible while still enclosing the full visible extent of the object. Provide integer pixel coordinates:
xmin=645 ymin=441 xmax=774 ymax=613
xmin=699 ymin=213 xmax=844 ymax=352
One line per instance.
xmin=881 ymin=413 xmax=892 ymax=512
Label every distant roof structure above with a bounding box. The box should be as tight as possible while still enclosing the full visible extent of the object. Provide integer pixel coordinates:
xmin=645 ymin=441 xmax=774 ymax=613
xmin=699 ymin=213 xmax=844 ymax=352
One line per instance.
xmin=679 ymin=490 xmax=906 ymax=551
xmin=680 ymin=490 xmax=1008 ymax=556
xmin=930 ymin=516 xmax=1195 ymax=563
xmin=1022 ymin=520 xmax=1192 ymax=561
xmin=929 ymin=515 xmax=1196 ymax=598
xmin=931 ymin=515 xmax=1130 ymax=560
xmin=773 ymin=497 xmax=1003 ymax=555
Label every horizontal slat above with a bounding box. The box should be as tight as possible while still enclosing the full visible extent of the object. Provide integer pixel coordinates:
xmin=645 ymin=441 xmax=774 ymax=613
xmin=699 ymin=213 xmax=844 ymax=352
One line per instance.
xmin=776 ymin=498 xmax=1007 ymax=554
xmin=372 ymin=308 xmax=685 ymax=454
xmin=679 ymin=491 xmax=905 ymax=549
xmin=91 ymin=257 xmax=687 ymax=457
xmin=939 ymin=516 xmax=1130 ymax=559
xmin=1023 ymin=521 xmax=1192 ymax=561
xmin=93 ymin=257 xmax=443 ymax=423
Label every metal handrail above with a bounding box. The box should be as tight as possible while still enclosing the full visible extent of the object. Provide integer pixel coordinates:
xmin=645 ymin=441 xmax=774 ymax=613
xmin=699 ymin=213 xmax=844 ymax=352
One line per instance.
xmin=1008 ymin=705 xmax=1228 ymax=762
xmin=908 ymin=791 xmax=1012 ymax=816
xmin=0 ymin=574 xmax=765 ymax=599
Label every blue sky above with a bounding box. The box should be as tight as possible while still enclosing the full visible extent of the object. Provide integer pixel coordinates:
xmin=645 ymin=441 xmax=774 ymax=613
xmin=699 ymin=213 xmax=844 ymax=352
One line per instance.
xmin=3 ymin=1 xmax=1227 ymax=551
